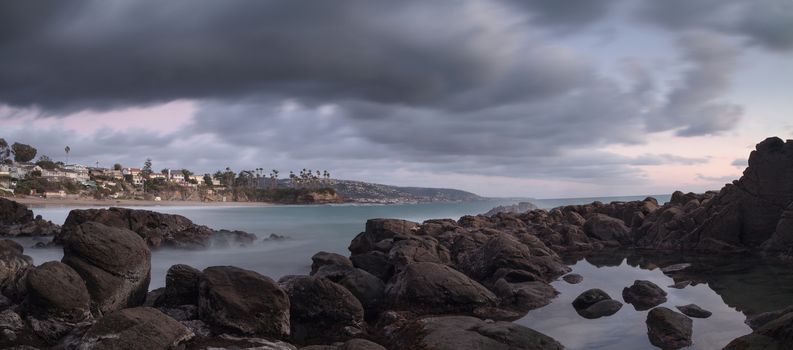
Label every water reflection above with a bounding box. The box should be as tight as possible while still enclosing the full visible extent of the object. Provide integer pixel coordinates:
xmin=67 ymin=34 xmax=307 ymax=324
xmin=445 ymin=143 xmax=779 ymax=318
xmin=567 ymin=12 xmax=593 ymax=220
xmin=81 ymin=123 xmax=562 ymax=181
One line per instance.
xmin=515 ymin=250 xmax=793 ymax=349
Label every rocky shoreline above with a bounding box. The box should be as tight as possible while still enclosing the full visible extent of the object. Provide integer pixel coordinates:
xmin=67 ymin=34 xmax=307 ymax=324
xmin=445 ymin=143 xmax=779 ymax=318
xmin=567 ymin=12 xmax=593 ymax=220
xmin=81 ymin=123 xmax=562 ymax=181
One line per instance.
xmin=1 ymin=137 xmax=792 ymax=349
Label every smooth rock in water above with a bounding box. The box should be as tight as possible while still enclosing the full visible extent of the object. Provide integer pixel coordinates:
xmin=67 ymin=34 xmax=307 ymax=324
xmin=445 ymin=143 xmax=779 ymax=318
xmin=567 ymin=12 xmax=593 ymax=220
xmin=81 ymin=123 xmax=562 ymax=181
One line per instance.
xmin=310 ymin=251 xmax=353 ymax=275
xmin=577 ymin=299 xmax=623 ymax=319
xmin=385 ymin=262 xmax=496 ymax=316
xmin=279 ymin=275 xmax=364 ymax=345
xmin=61 ymin=222 xmax=151 ymax=315
xmin=668 ymin=280 xmax=691 ymax=289
xmin=0 ymin=198 xmax=59 ymax=237
xmin=660 ymin=263 xmax=692 ymax=273
xmin=79 ymin=307 xmax=193 ymax=349
xmin=646 ymin=307 xmax=693 ymax=350
xmin=623 ymin=280 xmax=667 ymax=311
xmin=392 ymin=315 xmax=563 ymax=350
xmin=572 ymin=289 xmax=612 ymax=310
xmin=676 ymin=304 xmax=712 ymax=318
xmin=313 ymin=265 xmax=385 ymax=314
xmin=156 ymin=264 xmax=202 ymax=306
xmin=562 ymin=273 xmax=583 ymax=284
xmin=198 ymin=266 xmax=290 ymax=338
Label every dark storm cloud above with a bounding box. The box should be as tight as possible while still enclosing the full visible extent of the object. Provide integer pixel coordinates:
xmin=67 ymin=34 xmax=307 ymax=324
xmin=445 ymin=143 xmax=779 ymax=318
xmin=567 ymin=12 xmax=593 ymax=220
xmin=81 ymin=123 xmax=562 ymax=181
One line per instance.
xmin=1 ymin=0 xmax=782 ymax=187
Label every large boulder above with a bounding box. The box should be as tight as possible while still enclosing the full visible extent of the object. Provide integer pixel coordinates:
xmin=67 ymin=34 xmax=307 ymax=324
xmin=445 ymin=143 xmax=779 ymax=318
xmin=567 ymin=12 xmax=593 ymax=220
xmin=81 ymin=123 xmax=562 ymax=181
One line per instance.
xmin=572 ymin=289 xmax=611 ymax=310
xmin=623 ymin=280 xmax=667 ymax=311
xmin=456 ymin=234 xmax=568 ymax=285
xmin=310 ymin=251 xmax=353 ymax=275
xmin=279 ymin=275 xmax=364 ymax=345
xmin=198 ymin=266 xmax=290 ymax=338
xmin=348 ymin=219 xmax=419 ymax=255
xmin=301 ymin=338 xmax=386 ymax=350
xmin=23 ymin=261 xmax=92 ymax=341
xmin=725 ymin=309 xmax=793 ymax=349
xmin=156 ymin=264 xmax=202 ymax=306
xmin=58 ymin=207 xmax=254 ymax=248
xmin=61 ymin=222 xmax=151 ymax=316
xmin=646 ymin=307 xmax=693 ymax=350
xmin=0 ymin=239 xmax=33 ymax=301
xmin=0 ymin=198 xmax=59 ymax=237
xmin=392 ymin=315 xmax=563 ymax=350
xmin=79 ymin=307 xmax=193 ymax=349
xmin=385 ymin=262 xmax=496 ymax=316
xmin=583 ymin=213 xmax=631 ymax=244
xmin=313 ymin=265 xmax=385 ymax=315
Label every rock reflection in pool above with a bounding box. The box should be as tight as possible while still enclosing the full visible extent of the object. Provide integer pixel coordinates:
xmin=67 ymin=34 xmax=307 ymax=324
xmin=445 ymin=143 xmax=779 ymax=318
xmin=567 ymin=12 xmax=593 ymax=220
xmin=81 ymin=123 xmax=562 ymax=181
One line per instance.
xmin=515 ymin=253 xmax=754 ymax=349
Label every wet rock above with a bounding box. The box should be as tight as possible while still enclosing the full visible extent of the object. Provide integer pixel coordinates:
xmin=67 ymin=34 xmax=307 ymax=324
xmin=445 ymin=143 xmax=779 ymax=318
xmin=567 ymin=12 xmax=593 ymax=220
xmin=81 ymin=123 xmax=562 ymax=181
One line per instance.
xmin=210 ymin=229 xmax=258 ymax=247
xmin=23 ymin=261 xmax=92 ymax=341
xmin=348 ymin=219 xmax=419 ymax=255
xmin=189 ymin=333 xmax=297 ymax=349
xmin=572 ymin=289 xmax=612 ymax=310
xmin=0 ymin=239 xmax=33 ymax=301
xmin=676 ymin=304 xmax=712 ymax=318
xmin=198 ymin=266 xmax=290 ymax=338
xmin=311 ymin=252 xmax=353 ymax=275
xmin=577 ymin=299 xmax=623 ymax=319
xmin=456 ymin=234 xmax=567 ymax=285
xmin=0 ymin=198 xmax=59 ymax=237
xmin=388 ymin=234 xmax=451 ymax=268
xmin=0 ymin=309 xmax=25 ymax=345
xmin=562 ymin=273 xmax=583 ymax=284
xmin=583 ymin=214 xmax=631 ymax=244
xmin=349 ymin=251 xmax=393 ymax=282
xmin=646 ymin=307 xmax=692 ymax=350
xmin=280 ymin=275 xmax=364 ymax=345
xmin=156 ymin=264 xmax=202 ymax=306
xmin=668 ymin=280 xmax=691 ymax=289
xmin=385 ymin=262 xmax=496 ymax=316
xmin=745 ymin=306 xmax=793 ymax=330
xmin=484 ymin=202 xmax=539 ymax=216
xmin=492 ymin=278 xmax=558 ymax=313
xmin=61 ymin=222 xmax=151 ymax=315
xmin=313 ymin=265 xmax=385 ymax=315
xmin=623 ymin=280 xmax=667 ymax=311
xmin=79 ymin=307 xmax=193 ymax=349
xmin=726 ymin=310 xmax=793 ymax=350
xmin=301 ymin=338 xmax=386 ymax=350
xmin=660 ymin=263 xmax=692 ymax=273
xmin=392 ymin=315 xmax=563 ymax=350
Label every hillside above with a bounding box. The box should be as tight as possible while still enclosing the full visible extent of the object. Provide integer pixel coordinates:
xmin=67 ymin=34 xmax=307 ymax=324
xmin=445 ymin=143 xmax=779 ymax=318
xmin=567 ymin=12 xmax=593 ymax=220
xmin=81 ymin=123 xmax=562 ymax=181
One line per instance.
xmin=329 ymin=180 xmax=483 ymax=203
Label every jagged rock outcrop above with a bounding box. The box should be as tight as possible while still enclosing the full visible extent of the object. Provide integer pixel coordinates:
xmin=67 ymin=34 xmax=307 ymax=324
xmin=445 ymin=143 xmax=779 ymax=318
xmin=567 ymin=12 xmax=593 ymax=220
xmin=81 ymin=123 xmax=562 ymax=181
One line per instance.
xmin=726 ymin=308 xmax=793 ymax=349
xmin=0 ymin=239 xmax=32 ymax=302
xmin=313 ymin=265 xmax=385 ymax=317
xmin=198 ymin=266 xmax=290 ymax=338
xmin=78 ymin=307 xmax=193 ymax=349
xmin=58 ymin=207 xmax=255 ymax=249
xmin=0 ymin=198 xmax=60 ymax=237
xmin=484 ymin=202 xmax=539 ymax=216
xmin=61 ymin=222 xmax=151 ymax=316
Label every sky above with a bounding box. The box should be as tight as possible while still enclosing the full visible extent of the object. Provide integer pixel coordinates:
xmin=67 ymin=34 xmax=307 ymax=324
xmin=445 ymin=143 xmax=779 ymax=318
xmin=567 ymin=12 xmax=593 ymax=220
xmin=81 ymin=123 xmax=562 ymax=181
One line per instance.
xmin=1 ymin=0 xmax=792 ymax=198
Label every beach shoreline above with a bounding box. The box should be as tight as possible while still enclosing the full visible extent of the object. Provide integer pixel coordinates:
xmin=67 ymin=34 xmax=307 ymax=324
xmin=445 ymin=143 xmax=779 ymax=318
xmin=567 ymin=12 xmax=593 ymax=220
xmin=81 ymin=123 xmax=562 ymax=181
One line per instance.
xmin=7 ymin=196 xmax=275 ymax=208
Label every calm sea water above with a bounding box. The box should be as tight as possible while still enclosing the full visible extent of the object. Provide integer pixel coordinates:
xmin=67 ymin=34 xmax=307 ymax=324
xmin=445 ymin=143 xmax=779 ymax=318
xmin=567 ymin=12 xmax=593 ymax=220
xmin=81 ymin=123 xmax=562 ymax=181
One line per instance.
xmin=17 ymin=194 xmax=789 ymax=349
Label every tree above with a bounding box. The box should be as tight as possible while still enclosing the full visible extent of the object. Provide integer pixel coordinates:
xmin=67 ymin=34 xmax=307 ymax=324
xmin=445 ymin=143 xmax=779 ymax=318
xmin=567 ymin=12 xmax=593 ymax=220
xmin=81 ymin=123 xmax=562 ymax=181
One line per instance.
xmin=0 ymin=138 xmax=9 ymax=163
xmin=203 ymin=174 xmax=213 ymax=186
xmin=161 ymin=168 xmax=169 ymax=175
xmin=12 ymin=142 xmax=37 ymax=162
xmin=64 ymin=145 xmax=71 ymax=163
xmin=113 ymin=163 xmax=122 ymax=171
xmin=141 ymin=158 xmax=153 ymax=179
xmin=182 ymin=169 xmax=193 ymax=181
xmin=36 ymin=155 xmax=57 ymax=170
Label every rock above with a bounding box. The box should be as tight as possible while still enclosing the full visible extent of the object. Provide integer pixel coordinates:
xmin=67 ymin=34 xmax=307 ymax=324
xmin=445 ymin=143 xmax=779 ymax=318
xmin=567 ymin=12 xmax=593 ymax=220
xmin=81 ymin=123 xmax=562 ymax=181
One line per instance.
xmin=745 ymin=306 xmax=793 ymax=330
xmin=198 ymin=266 xmax=290 ymax=338
xmin=660 ymin=263 xmax=692 ymax=273
xmin=156 ymin=264 xmax=202 ymax=306
xmin=58 ymin=207 xmax=254 ymax=249
xmin=576 ymin=299 xmax=623 ymax=319
xmin=210 ymin=229 xmax=258 ymax=247
xmin=492 ymin=278 xmax=558 ymax=313
xmin=675 ymin=304 xmax=711 ymax=318
xmin=311 ymin=251 xmax=353 ymax=275
xmin=0 ymin=198 xmax=59 ymax=237
xmin=562 ymin=273 xmax=582 ymax=284
xmin=456 ymin=234 xmax=568 ymax=285
xmin=385 ymin=262 xmax=496 ymax=316
xmin=725 ymin=310 xmax=793 ymax=349
xmin=583 ymin=213 xmax=632 ymax=244
xmin=572 ymin=288 xmax=612 ymax=310
xmin=668 ymin=280 xmax=691 ymax=289
xmin=349 ymin=251 xmax=393 ymax=282
xmin=190 ymin=333 xmax=297 ymax=349
xmin=0 ymin=239 xmax=33 ymax=301
xmin=313 ymin=265 xmax=385 ymax=315
xmin=23 ymin=261 xmax=92 ymax=340
xmin=348 ymin=219 xmax=419 ymax=255
xmin=646 ymin=307 xmax=693 ymax=350
xmin=484 ymin=202 xmax=539 ymax=216
xmin=279 ymin=275 xmax=364 ymax=345
xmin=622 ymin=280 xmax=667 ymax=311
xmin=61 ymin=222 xmax=151 ymax=315
xmin=392 ymin=315 xmax=563 ymax=350
xmin=79 ymin=307 xmax=193 ymax=349
xmin=0 ymin=309 xmax=25 ymax=346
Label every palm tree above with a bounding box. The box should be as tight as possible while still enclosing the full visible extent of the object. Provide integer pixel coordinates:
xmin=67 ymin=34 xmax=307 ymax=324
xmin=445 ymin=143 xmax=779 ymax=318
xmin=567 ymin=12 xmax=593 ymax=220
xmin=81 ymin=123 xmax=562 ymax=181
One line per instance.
xmin=64 ymin=146 xmax=71 ymax=164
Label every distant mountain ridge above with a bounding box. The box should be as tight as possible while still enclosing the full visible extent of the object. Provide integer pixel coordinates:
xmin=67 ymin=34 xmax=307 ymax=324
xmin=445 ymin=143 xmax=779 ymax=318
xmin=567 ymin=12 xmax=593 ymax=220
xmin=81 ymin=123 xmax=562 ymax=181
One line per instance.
xmin=329 ymin=179 xmax=483 ymax=203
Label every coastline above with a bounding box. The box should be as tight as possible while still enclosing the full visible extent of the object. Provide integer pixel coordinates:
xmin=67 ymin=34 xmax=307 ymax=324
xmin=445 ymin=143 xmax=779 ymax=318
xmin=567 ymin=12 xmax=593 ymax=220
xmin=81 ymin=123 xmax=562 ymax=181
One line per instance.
xmin=8 ymin=196 xmax=275 ymax=208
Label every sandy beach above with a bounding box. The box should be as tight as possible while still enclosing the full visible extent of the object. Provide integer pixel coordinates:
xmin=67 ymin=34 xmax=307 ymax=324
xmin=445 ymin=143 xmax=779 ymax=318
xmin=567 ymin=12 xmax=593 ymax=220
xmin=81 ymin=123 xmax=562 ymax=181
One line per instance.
xmin=9 ymin=196 xmax=273 ymax=208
